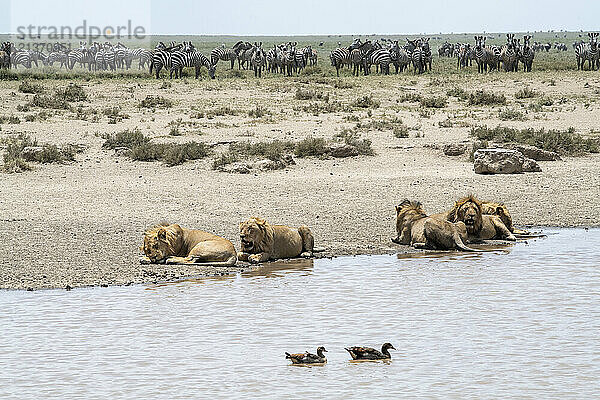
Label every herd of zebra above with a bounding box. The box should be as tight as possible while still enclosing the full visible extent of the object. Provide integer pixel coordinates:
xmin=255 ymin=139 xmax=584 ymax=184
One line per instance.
xmin=2 ymin=32 xmax=600 ymax=77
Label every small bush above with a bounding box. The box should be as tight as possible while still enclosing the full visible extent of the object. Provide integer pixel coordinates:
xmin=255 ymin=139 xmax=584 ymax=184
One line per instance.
xmin=515 ymin=87 xmax=537 ymax=99
xmin=499 ymin=108 xmax=526 ymax=121
xmin=102 ymin=128 xmax=150 ymax=150
xmin=103 ymin=106 xmax=130 ymax=123
xmin=352 ymin=95 xmax=380 ymax=109
xmin=28 ymin=93 xmax=71 ymax=110
xmin=295 ymin=88 xmax=329 ymax=101
xmin=420 ymin=96 xmax=447 ymax=108
xmin=470 ymin=125 xmax=599 ymax=155
xmin=55 ymin=83 xmax=87 ymax=102
xmin=139 ymin=95 xmax=173 ymax=109
xmin=248 ymin=105 xmax=269 ymax=118
xmin=398 ymin=93 xmax=423 ymax=103
xmin=294 ymin=137 xmax=330 ymax=158
xmin=18 ymin=81 xmax=45 ymax=94
xmin=446 ymin=87 xmax=468 ymax=99
xmin=2 ymin=133 xmax=82 ymax=172
xmin=333 ymin=80 xmax=355 ymax=89
xmin=0 ymin=115 xmax=21 ymax=124
xmin=334 ymin=130 xmax=375 ymax=156
xmin=467 ymin=90 xmax=506 ymax=106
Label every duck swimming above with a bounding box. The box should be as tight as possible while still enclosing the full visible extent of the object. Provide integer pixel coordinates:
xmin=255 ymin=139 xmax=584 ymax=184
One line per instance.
xmin=345 ymin=343 xmax=395 ymax=360
xmin=285 ymin=346 xmax=328 ymax=364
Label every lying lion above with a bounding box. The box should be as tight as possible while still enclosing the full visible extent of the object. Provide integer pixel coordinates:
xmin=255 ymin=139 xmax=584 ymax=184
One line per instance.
xmin=447 ymin=195 xmax=516 ymax=242
xmin=238 ymin=217 xmax=315 ymax=263
xmin=141 ymin=223 xmax=237 ymax=265
xmin=392 ymin=200 xmax=475 ymax=251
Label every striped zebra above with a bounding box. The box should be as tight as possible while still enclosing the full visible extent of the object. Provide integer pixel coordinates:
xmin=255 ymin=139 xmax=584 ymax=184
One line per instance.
xmin=250 ymin=44 xmax=266 ymax=77
xmin=291 ymin=43 xmax=306 ymax=73
xmin=456 ymin=43 xmax=471 ymax=69
xmin=308 ymin=48 xmax=318 ymax=66
xmin=348 ymin=40 xmax=374 ymax=76
xmin=170 ymin=49 xmax=215 ymax=79
xmin=1 ymin=42 xmax=12 ymax=69
xmin=47 ymin=51 xmax=68 ymax=69
xmin=138 ymin=49 xmax=154 ymax=69
xmin=266 ymin=44 xmax=282 ymax=73
xmin=500 ymin=33 xmax=518 ymax=72
xmin=367 ymin=48 xmax=391 ymax=75
xmin=389 ymin=41 xmax=409 ymax=73
xmin=421 ymin=38 xmax=432 ymax=71
xmin=408 ymin=39 xmax=424 ymax=74
xmin=281 ymin=44 xmax=296 ymax=76
xmin=520 ymin=35 xmax=535 ymax=72
xmin=329 ymin=47 xmax=351 ymax=76
xmin=474 ymin=36 xmax=499 ymax=73
xmin=211 ymin=41 xmax=250 ymax=69
xmin=11 ymin=50 xmax=32 ymax=69
xmin=150 ymin=42 xmax=183 ymax=78
xmin=238 ymin=43 xmax=254 ymax=70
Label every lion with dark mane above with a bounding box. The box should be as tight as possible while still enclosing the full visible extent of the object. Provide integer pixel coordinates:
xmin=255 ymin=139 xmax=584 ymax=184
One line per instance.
xmin=238 ymin=217 xmax=315 ymax=263
xmin=141 ymin=223 xmax=237 ymax=265
xmin=447 ymin=195 xmax=516 ymax=241
xmin=392 ymin=200 xmax=475 ymax=251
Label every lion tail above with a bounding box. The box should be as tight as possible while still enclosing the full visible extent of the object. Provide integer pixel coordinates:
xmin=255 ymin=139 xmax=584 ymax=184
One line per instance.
xmin=453 ymin=233 xmax=477 ymax=252
xmin=298 ymin=225 xmax=315 ymax=253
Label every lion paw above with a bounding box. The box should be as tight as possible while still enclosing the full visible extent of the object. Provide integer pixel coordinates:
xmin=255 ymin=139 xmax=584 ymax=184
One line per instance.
xmin=248 ymin=254 xmax=262 ymax=264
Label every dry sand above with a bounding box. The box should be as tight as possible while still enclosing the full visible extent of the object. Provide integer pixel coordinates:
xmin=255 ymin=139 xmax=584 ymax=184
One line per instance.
xmin=1 ymin=71 xmax=599 ymax=290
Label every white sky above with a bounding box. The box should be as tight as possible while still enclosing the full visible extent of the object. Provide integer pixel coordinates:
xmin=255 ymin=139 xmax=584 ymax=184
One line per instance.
xmin=1 ymin=0 xmax=598 ymax=36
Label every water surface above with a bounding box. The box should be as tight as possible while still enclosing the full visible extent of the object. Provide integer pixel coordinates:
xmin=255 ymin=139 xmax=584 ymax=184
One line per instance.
xmin=2 ymin=229 xmax=599 ymax=399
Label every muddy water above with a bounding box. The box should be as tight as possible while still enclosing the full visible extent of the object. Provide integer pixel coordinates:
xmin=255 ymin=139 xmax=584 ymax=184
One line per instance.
xmin=2 ymin=229 xmax=600 ymax=399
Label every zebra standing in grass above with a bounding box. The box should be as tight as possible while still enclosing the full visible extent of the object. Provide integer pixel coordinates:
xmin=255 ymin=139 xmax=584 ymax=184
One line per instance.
xmin=582 ymin=32 xmax=600 ymax=70
xmin=237 ymin=42 xmax=254 ymax=70
xmin=349 ymin=40 xmax=374 ymax=76
xmin=211 ymin=41 xmax=250 ymax=69
xmin=421 ymin=38 xmax=432 ymax=71
xmin=389 ymin=41 xmax=409 ymax=73
xmin=367 ymin=46 xmax=392 ymax=75
xmin=408 ymin=39 xmax=424 ymax=74
xmin=150 ymin=42 xmax=182 ymax=78
xmin=170 ymin=49 xmax=215 ymax=79
xmin=47 ymin=51 xmax=68 ymax=69
xmin=281 ymin=44 xmax=297 ymax=76
xmin=500 ymin=33 xmax=518 ymax=72
xmin=329 ymin=46 xmax=351 ymax=76
xmin=520 ymin=35 xmax=535 ymax=72
xmin=250 ymin=43 xmax=266 ymax=77
xmin=308 ymin=48 xmax=318 ymax=66
xmin=474 ymin=36 xmax=499 ymax=73
xmin=11 ymin=50 xmax=32 ymax=69
xmin=291 ymin=43 xmax=306 ymax=73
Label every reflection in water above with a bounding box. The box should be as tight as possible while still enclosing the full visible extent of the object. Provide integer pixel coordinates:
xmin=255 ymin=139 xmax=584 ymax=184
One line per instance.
xmin=396 ymin=242 xmax=514 ymax=260
xmin=2 ymin=229 xmax=600 ymax=399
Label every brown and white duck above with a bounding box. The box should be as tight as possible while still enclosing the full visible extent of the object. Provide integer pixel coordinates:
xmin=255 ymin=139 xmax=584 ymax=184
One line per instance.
xmin=285 ymin=346 xmax=328 ymax=364
xmin=345 ymin=343 xmax=395 ymax=360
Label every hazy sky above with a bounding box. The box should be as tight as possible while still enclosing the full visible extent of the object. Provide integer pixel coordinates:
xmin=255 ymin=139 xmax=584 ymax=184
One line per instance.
xmin=1 ymin=0 xmax=599 ymax=36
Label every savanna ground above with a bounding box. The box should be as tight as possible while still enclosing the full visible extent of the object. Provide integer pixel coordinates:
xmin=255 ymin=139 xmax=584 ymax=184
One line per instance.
xmin=1 ymin=33 xmax=600 ymax=290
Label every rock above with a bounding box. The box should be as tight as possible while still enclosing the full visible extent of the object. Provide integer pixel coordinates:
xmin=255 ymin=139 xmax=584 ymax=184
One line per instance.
xmin=329 ymin=144 xmax=359 ymax=158
xmin=220 ymin=162 xmax=252 ymax=174
xmin=443 ymin=143 xmax=466 ymax=156
xmin=254 ymin=159 xmax=287 ymax=171
xmin=509 ymin=144 xmax=561 ymax=161
xmin=113 ymin=146 xmax=130 ymax=156
xmin=21 ymin=146 xmax=44 ymax=161
xmin=474 ymin=149 xmax=525 ymax=174
xmin=522 ymin=157 xmax=542 ymax=172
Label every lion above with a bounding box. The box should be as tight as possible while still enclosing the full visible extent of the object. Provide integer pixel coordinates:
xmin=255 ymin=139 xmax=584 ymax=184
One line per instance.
xmin=238 ymin=217 xmax=315 ymax=263
xmin=141 ymin=223 xmax=237 ymax=265
xmin=391 ymin=200 xmax=476 ymax=251
xmin=447 ymin=195 xmax=516 ymax=241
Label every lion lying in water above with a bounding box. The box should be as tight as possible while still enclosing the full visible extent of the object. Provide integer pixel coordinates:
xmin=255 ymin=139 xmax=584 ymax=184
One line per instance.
xmin=447 ymin=195 xmax=516 ymax=242
xmin=141 ymin=223 xmax=237 ymax=265
xmin=238 ymin=217 xmax=315 ymax=263
xmin=392 ymin=200 xmax=475 ymax=251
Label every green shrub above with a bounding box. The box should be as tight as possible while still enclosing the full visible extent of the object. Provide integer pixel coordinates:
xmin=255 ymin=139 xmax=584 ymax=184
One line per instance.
xmin=420 ymin=96 xmax=447 ymax=108
xmin=139 ymin=95 xmax=173 ymax=108
xmin=446 ymin=87 xmax=468 ymax=100
xmin=18 ymin=81 xmax=45 ymax=94
xmin=499 ymin=108 xmax=526 ymax=121
xmin=398 ymin=93 xmax=423 ymax=103
xmin=352 ymin=95 xmax=380 ymax=109
xmin=515 ymin=87 xmax=537 ymax=99
xmin=294 ymin=137 xmax=330 ymax=157
xmin=468 ymin=90 xmax=506 ymax=106
xmin=248 ymin=105 xmax=269 ymax=118
xmin=55 ymin=83 xmax=87 ymax=102
xmin=333 ymin=130 xmax=375 ymax=155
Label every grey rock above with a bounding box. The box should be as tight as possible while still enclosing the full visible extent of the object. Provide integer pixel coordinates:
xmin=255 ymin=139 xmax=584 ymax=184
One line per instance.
xmin=522 ymin=157 xmax=542 ymax=172
xmin=474 ymin=149 xmax=525 ymax=174
xmin=508 ymin=144 xmax=561 ymax=161
xmin=443 ymin=143 xmax=467 ymax=156
xmin=329 ymin=144 xmax=359 ymax=158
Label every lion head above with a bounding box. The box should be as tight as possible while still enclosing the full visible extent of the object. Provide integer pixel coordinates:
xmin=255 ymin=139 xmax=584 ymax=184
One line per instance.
xmin=394 ymin=200 xmax=427 ymax=239
xmin=142 ymin=223 xmax=184 ymax=262
xmin=482 ymin=202 xmax=514 ymax=232
xmin=239 ymin=217 xmax=274 ymax=254
xmin=447 ymin=195 xmax=483 ymax=235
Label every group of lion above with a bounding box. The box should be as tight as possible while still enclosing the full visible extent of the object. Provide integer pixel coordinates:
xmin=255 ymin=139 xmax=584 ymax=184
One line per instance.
xmin=141 ymin=195 xmax=521 ymax=265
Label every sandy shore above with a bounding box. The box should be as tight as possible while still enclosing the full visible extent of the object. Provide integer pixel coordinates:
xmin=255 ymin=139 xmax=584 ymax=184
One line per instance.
xmin=1 ymin=71 xmax=599 ymax=290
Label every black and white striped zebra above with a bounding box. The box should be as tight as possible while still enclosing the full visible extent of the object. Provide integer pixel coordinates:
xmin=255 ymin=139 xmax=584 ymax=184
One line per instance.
xmin=211 ymin=41 xmax=250 ymax=69
xmin=577 ymin=32 xmax=599 ymax=70
xmin=348 ymin=40 xmax=374 ymax=76
xmin=500 ymin=33 xmax=518 ymax=72
xmin=47 ymin=51 xmax=68 ymax=69
xmin=367 ymin=48 xmax=392 ymax=75
xmin=329 ymin=47 xmax=351 ymax=76
xmin=474 ymin=36 xmax=499 ymax=73
xmin=520 ymin=35 xmax=535 ymax=72
xmin=389 ymin=41 xmax=409 ymax=73
xmin=150 ymin=42 xmax=183 ymax=78
xmin=407 ymin=39 xmax=425 ymax=74
xmin=11 ymin=50 xmax=32 ymax=68
xmin=1 ymin=42 xmax=12 ymax=69
xmin=421 ymin=38 xmax=432 ymax=71
xmin=250 ymin=44 xmax=266 ymax=77
xmin=170 ymin=49 xmax=215 ymax=79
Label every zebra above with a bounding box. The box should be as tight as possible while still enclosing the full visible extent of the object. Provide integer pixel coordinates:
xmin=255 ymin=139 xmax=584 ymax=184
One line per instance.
xmin=211 ymin=41 xmax=250 ymax=69
xmin=329 ymin=47 xmax=351 ymax=76
xmin=238 ymin=43 xmax=254 ymax=70
xmin=367 ymin=47 xmax=392 ymax=75
xmin=149 ymin=42 xmax=183 ymax=78
xmin=408 ymin=39 xmax=425 ymax=74
xmin=291 ymin=43 xmax=306 ymax=73
xmin=389 ymin=41 xmax=409 ymax=73
xmin=348 ymin=40 xmax=374 ymax=76
xmin=457 ymin=43 xmax=472 ymax=69
xmin=138 ymin=49 xmax=154 ymax=69
xmin=250 ymin=43 xmax=266 ymax=77
xmin=170 ymin=49 xmax=215 ymax=79
xmin=1 ymin=42 xmax=12 ymax=69
xmin=308 ymin=48 xmax=318 ymax=66
xmin=11 ymin=50 xmax=32 ymax=69
xmin=474 ymin=36 xmax=499 ymax=73
xmin=47 ymin=51 xmax=68 ymax=69
xmin=266 ymin=44 xmax=281 ymax=73
xmin=281 ymin=44 xmax=296 ymax=76
xmin=520 ymin=35 xmax=535 ymax=72
xmin=574 ymin=34 xmax=597 ymax=70
xmin=421 ymin=38 xmax=432 ymax=71
xmin=500 ymin=33 xmax=518 ymax=72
